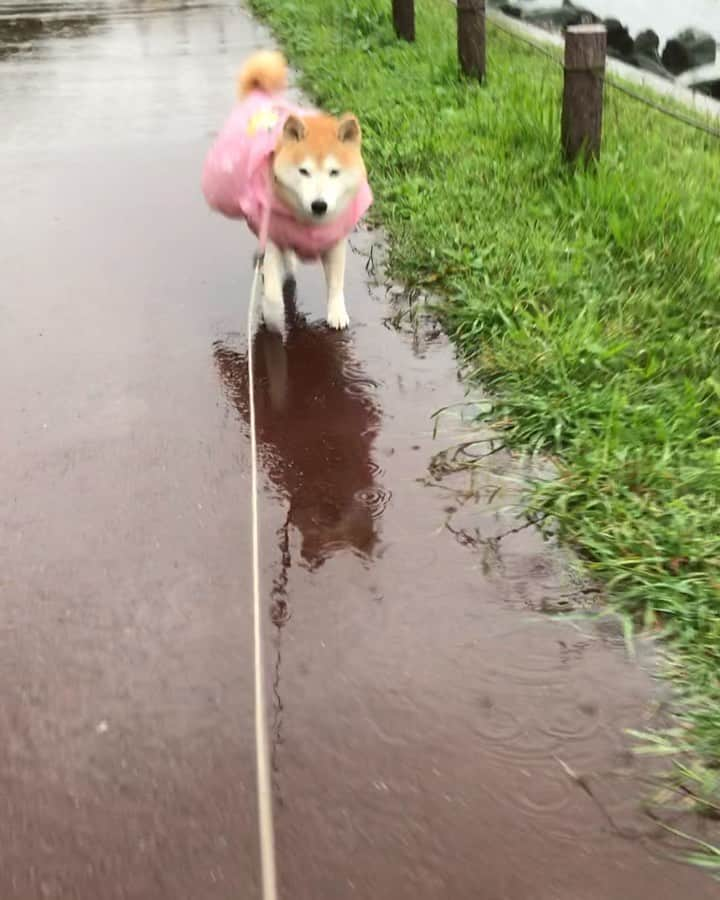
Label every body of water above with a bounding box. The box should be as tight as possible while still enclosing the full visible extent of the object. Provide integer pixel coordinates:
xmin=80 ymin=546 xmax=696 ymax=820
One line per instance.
xmin=513 ymin=0 xmax=720 ymax=43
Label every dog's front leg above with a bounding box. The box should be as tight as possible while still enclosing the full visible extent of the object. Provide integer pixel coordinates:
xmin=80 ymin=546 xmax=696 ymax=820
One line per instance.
xmin=262 ymin=241 xmax=285 ymax=333
xmin=322 ymin=240 xmax=349 ymax=330
xmin=283 ymin=249 xmax=298 ymax=283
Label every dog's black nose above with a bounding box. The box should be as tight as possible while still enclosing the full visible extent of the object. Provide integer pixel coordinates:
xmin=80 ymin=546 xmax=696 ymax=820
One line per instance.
xmin=311 ymin=199 xmax=328 ymax=217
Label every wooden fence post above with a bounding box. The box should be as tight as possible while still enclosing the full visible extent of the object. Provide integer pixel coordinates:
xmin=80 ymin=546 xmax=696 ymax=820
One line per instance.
xmin=562 ymin=24 xmax=607 ymax=163
xmin=392 ymin=0 xmax=415 ymax=42
xmin=457 ymin=0 xmax=486 ymax=81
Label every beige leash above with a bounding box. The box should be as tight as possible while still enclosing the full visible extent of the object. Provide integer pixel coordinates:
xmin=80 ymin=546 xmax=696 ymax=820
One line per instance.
xmin=247 ymin=250 xmax=279 ymax=900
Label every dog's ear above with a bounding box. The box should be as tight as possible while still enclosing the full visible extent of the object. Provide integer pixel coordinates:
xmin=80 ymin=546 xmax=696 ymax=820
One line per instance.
xmin=337 ymin=114 xmax=361 ymax=144
xmin=282 ymin=115 xmax=306 ymax=142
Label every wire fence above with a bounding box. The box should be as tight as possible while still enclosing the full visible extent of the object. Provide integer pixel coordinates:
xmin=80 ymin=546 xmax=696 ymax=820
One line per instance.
xmin=601 ymin=76 xmax=720 ymax=139
xmin=444 ymin=2 xmax=720 ymax=141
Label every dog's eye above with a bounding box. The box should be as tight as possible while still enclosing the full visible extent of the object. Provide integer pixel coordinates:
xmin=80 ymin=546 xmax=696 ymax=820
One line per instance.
xmin=298 ymin=167 xmax=311 ymax=177
xmin=329 ymin=169 xmax=340 ymax=177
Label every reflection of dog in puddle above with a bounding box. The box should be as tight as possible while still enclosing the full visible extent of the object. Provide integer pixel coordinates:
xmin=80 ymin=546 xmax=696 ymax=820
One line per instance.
xmin=214 ymin=295 xmax=387 ymax=570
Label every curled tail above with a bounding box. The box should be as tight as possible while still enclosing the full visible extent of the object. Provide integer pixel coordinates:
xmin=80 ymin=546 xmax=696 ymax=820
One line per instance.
xmin=237 ymin=50 xmax=288 ymax=98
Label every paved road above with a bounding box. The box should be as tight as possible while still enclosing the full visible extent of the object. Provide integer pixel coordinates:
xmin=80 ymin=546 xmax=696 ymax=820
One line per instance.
xmin=1 ymin=2 xmax=717 ymax=898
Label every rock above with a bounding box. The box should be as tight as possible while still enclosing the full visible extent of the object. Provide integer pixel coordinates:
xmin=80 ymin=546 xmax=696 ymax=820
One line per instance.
xmin=599 ymin=19 xmax=672 ymax=79
xmin=525 ymin=1 xmax=599 ymax=30
xmin=635 ymin=29 xmax=659 ymax=57
xmin=499 ymin=4 xmax=523 ymax=19
xmin=662 ymin=28 xmax=717 ymax=76
xmin=699 ymin=79 xmax=720 ymax=99
xmin=493 ymin=5 xmax=709 ymax=86
xmin=604 ymin=18 xmax=634 ymax=60
xmin=558 ymin=0 xmax=600 ymax=28
xmin=678 ymin=62 xmax=720 ymax=99
xmin=632 ymin=29 xmax=673 ymax=80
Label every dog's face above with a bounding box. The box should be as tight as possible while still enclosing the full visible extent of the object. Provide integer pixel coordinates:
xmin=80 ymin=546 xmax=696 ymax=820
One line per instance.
xmin=272 ymin=113 xmax=366 ymax=222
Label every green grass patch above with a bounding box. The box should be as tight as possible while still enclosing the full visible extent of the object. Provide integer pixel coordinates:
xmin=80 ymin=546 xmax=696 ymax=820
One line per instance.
xmin=247 ymin=0 xmax=720 ymax=806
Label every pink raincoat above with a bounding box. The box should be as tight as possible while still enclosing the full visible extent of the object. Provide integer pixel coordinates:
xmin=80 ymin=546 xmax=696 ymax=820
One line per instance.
xmin=202 ymin=92 xmax=373 ymax=260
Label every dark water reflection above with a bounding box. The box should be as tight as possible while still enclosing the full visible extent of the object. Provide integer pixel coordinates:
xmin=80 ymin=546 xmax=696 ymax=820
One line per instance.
xmin=0 ymin=1 xmax=222 ymax=63
xmin=0 ymin=4 xmax=106 ymax=61
xmin=214 ymin=294 xmax=389 ymax=572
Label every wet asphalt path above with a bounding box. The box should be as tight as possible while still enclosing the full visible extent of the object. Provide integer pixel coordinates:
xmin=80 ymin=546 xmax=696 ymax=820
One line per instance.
xmin=1 ymin=2 xmax=717 ymax=898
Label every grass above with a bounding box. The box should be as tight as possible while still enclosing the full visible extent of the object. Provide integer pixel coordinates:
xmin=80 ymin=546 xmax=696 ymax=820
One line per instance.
xmin=247 ymin=0 xmax=720 ymax=834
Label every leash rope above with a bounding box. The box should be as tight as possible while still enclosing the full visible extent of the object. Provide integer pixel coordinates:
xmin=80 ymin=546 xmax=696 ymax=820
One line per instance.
xmin=248 ymin=197 xmax=279 ymax=900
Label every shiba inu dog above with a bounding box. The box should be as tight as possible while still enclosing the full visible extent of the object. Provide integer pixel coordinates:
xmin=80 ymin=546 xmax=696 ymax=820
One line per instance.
xmin=202 ymin=51 xmax=373 ymax=331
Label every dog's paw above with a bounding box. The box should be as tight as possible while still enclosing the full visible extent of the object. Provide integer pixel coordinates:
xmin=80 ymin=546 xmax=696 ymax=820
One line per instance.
xmin=261 ymin=298 xmax=286 ymax=334
xmin=327 ymin=304 xmax=350 ymax=330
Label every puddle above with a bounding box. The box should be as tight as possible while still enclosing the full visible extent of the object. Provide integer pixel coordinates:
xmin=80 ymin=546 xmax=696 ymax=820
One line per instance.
xmin=213 ymin=294 xmax=389 ymax=571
